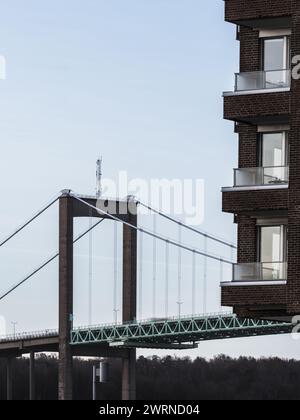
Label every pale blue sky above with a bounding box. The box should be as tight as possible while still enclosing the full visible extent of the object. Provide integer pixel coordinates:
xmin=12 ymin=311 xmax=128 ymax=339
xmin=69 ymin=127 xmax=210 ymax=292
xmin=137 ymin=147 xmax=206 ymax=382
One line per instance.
xmin=0 ymin=0 xmax=299 ymax=360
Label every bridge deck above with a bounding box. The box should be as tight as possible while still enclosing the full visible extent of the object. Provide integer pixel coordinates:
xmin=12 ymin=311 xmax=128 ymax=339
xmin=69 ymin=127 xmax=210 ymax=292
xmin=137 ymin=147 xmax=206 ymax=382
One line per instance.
xmin=0 ymin=332 xmax=128 ymax=358
xmin=70 ymin=313 xmax=294 ymax=347
xmin=0 ymin=314 xmax=294 ymax=355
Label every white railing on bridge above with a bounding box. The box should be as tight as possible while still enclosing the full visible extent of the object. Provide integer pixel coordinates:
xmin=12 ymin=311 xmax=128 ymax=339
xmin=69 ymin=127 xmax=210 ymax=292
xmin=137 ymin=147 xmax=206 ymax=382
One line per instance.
xmin=0 ymin=312 xmax=234 ymax=342
xmin=0 ymin=329 xmax=58 ymax=343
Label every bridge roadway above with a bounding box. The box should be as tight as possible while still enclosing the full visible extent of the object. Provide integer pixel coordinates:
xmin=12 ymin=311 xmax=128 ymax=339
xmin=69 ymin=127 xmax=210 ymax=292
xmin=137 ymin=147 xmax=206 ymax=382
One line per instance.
xmin=0 ymin=313 xmax=295 ymax=357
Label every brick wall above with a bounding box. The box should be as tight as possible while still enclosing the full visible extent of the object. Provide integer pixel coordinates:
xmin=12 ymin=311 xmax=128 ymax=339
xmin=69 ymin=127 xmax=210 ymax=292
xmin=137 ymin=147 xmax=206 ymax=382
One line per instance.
xmin=233 ymin=307 xmax=288 ymax=318
xmin=287 ymin=0 xmax=300 ymax=314
xmin=221 ymin=1 xmax=300 ymax=318
xmin=223 ymin=188 xmax=288 ymax=213
xmin=238 ymin=124 xmax=257 ymax=168
xmin=240 ymin=27 xmax=260 ymax=73
xmin=222 ymin=284 xmax=287 ymax=307
xmin=237 ymin=215 xmax=257 ymax=263
xmin=224 ymin=92 xmax=291 ymax=122
xmin=225 ymin=0 xmax=292 ymax=23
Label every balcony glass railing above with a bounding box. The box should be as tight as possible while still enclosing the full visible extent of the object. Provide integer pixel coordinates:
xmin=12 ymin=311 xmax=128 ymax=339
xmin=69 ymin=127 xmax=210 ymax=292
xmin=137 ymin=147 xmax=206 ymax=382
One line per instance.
xmin=233 ymin=262 xmax=287 ymax=282
xmin=235 ymin=69 xmax=291 ymax=92
xmin=233 ymin=166 xmax=289 ymax=187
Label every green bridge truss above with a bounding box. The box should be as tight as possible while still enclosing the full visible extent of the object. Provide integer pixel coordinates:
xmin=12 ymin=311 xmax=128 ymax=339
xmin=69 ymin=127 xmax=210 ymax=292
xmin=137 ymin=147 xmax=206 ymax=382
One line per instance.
xmin=70 ymin=313 xmax=295 ymax=349
xmin=0 ymin=313 xmax=295 ymax=350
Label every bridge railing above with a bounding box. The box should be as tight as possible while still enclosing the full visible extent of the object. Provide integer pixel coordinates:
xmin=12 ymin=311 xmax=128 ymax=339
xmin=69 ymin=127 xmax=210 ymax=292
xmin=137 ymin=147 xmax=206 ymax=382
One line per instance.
xmin=0 ymin=329 xmax=58 ymax=343
xmin=72 ymin=312 xmax=234 ymax=332
xmin=70 ymin=314 xmax=294 ymax=346
xmin=0 ymin=313 xmax=295 ymax=347
xmin=0 ymin=313 xmax=234 ymax=342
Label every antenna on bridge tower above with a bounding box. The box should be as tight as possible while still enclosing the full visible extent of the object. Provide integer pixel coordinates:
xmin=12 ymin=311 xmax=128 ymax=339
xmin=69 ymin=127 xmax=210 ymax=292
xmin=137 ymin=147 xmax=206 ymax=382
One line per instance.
xmin=96 ymin=157 xmax=103 ymax=198
xmin=88 ymin=157 xmax=103 ymax=326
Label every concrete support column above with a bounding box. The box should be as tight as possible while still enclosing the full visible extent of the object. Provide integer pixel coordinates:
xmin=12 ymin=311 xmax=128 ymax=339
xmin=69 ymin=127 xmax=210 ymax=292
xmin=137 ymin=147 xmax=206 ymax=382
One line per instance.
xmin=6 ymin=358 xmax=12 ymax=401
xmin=122 ymin=349 xmax=136 ymax=401
xmin=122 ymin=207 xmax=137 ymax=401
xmin=29 ymin=352 xmax=35 ymax=400
xmin=58 ymin=194 xmax=74 ymax=400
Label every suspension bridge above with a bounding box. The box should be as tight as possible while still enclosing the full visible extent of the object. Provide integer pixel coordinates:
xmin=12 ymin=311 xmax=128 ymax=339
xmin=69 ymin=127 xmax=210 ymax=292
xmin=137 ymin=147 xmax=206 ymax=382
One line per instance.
xmin=0 ymin=190 xmax=296 ymax=400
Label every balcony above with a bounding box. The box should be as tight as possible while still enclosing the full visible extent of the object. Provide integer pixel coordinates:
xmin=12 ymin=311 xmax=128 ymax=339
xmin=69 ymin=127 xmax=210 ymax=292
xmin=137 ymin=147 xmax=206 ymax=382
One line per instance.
xmin=223 ymin=70 xmax=291 ymax=123
xmin=233 ymin=166 xmax=289 ymax=188
xmin=234 ymin=70 xmax=291 ymax=93
xmin=222 ymin=164 xmax=289 ymax=214
xmin=233 ymin=262 xmax=287 ymax=283
xmin=221 ymin=261 xmax=287 ymax=315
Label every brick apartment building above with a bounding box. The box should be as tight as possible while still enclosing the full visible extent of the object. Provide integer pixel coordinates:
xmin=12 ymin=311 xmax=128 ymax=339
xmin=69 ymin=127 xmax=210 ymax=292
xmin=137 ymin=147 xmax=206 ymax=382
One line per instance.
xmin=221 ymin=0 xmax=300 ymax=321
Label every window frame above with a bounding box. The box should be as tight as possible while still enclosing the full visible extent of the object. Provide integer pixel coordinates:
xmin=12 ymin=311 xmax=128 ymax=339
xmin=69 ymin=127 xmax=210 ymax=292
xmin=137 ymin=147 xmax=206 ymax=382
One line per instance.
xmin=260 ymin=35 xmax=291 ymax=72
xmin=257 ymin=131 xmax=289 ymax=168
xmin=257 ymin=224 xmax=288 ymax=263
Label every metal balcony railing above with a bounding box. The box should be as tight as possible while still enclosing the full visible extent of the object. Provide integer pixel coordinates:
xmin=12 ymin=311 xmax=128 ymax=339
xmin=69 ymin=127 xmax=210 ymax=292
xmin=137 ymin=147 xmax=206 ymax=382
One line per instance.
xmin=233 ymin=166 xmax=289 ymax=187
xmin=233 ymin=262 xmax=287 ymax=282
xmin=234 ymin=69 xmax=291 ymax=92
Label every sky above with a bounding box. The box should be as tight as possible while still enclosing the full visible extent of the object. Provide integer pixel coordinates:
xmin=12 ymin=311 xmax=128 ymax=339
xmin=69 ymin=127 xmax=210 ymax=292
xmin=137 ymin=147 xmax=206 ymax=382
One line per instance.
xmin=1 ymin=0 xmax=300 ymax=360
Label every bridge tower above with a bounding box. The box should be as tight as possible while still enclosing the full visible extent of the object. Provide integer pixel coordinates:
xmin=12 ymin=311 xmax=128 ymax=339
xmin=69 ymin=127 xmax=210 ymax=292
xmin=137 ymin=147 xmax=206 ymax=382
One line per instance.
xmin=58 ymin=191 xmax=137 ymax=400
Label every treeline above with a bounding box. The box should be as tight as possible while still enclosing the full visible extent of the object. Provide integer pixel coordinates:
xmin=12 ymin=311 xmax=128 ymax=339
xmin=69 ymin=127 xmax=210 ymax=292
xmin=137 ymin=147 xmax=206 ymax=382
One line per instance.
xmin=1 ymin=354 xmax=300 ymax=400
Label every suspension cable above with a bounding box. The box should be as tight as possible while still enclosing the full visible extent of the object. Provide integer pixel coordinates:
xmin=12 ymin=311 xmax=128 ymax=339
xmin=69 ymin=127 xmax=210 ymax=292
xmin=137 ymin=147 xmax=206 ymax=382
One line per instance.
xmin=203 ymin=236 xmax=208 ymax=314
xmin=192 ymin=250 xmax=196 ymax=316
xmin=219 ymin=258 xmax=224 ymax=312
xmin=0 ymin=194 xmax=60 ymax=248
xmin=88 ymin=209 xmax=93 ymax=325
xmin=220 ymin=258 xmax=224 ymax=283
xmin=113 ymin=221 xmax=119 ymax=324
xmin=71 ymin=193 xmax=234 ymax=265
xmin=0 ymin=219 xmax=105 ymax=302
xmin=177 ymin=223 xmax=183 ymax=318
xmin=152 ymin=214 xmax=157 ymax=318
xmin=165 ymin=240 xmax=169 ymax=319
xmin=138 ymin=229 xmax=143 ymax=321
xmin=137 ymin=200 xmax=237 ymax=250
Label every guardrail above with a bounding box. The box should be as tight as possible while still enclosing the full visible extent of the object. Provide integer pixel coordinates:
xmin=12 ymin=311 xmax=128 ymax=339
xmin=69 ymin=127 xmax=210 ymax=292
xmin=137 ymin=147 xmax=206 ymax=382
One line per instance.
xmin=0 ymin=312 xmax=294 ymax=347
xmin=0 ymin=329 xmax=58 ymax=343
xmin=234 ymin=166 xmax=289 ymax=187
xmin=233 ymin=262 xmax=287 ymax=282
xmin=235 ymin=69 xmax=291 ymax=92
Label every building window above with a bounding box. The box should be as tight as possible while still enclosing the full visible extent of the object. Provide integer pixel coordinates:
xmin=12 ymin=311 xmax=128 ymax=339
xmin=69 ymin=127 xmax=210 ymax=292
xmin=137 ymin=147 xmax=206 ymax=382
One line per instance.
xmin=257 ymin=224 xmax=287 ymax=281
xmin=259 ymin=132 xmax=289 ymax=167
xmin=261 ymin=36 xmax=290 ymax=88
xmin=259 ymin=225 xmax=287 ymax=263
xmin=258 ymin=132 xmax=289 ymax=184
xmin=262 ymin=36 xmax=290 ymax=71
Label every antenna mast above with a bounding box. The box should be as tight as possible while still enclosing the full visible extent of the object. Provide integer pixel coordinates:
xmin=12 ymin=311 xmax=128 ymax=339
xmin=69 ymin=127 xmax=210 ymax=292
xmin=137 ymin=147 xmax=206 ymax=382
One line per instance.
xmin=96 ymin=157 xmax=103 ymax=198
